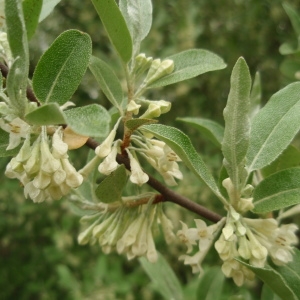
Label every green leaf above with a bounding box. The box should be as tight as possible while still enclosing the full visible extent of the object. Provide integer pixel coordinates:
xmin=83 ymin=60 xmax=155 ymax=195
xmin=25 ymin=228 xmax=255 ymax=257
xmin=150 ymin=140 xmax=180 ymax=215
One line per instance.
xmin=280 ymin=57 xmax=300 ymax=80
xmin=23 ymin=0 xmax=43 ymax=40
xmin=238 ymin=250 xmax=300 ymax=300
xmin=91 ymin=0 xmax=132 ymax=63
xmin=283 ymin=3 xmax=300 ymax=38
xmin=0 ymin=129 xmax=20 ymax=157
xmin=64 ymin=104 xmax=111 ymax=138
xmin=32 ymin=29 xmax=92 ymax=105
xmin=246 ymin=82 xmax=300 ymax=172
xmin=177 ymin=117 xmax=224 ymax=148
xmin=141 ymin=124 xmax=223 ymax=200
xmin=89 ymin=56 xmax=123 ymax=112
xmin=39 ymin=0 xmax=61 ymax=22
xmin=222 ymin=57 xmax=251 ymax=189
xmin=253 ymin=167 xmax=300 ymax=213
xmin=139 ymin=252 xmax=183 ymax=300
xmin=262 ymin=145 xmax=300 ymax=178
xmin=119 ymin=0 xmax=152 ymax=53
xmin=125 ymin=118 xmax=157 ymax=132
xmin=95 ymin=165 xmax=127 ymax=203
xmin=148 ymin=49 xmax=226 ymax=88
xmin=196 ymin=267 xmax=225 ymax=300
xmin=25 ymin=103 xmax=66 ymax=125
xmin=261 ymin=284 xmax=282 ymax=300
xmin=250 ymin=71 xmax=261 ymax=119
xmin=6 ymin=58 xmax=28 ymax=117
xmin=269 ymin=249 xmax=300 ymax=300
xmin=5 ymin=0 xmax=29 ymax=117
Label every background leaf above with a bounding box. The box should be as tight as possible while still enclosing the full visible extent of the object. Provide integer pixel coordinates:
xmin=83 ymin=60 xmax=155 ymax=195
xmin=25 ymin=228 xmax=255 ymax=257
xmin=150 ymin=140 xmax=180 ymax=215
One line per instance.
xmin=139 ymin=252 xmax=183 ymax=300
xmin=238 ymin=250 xmax=300 ymax=300
xmin=177 ymin=117 xmax=224 ymax=148
xmin=91 ymin=0 xmax=132 ymax=63
xmin=250 ymin=71 xmax=261 ymax=119
xmin=89 ymin=56 xmax=123 ymax=112
xmin=5 ymin=0 xmax=29 ymax=117
xmin=64 ymin=104 xmax=111 ymax=138
xmin=32 ymin=29 xmax=92 ymax=105
xmin=39 ymin=0 xmax=62 ymax=22
xmin=25 ymin=103 xmax=66 ymax=125
xmin=196 ymin=267 xmax=225 ymax=300
xmin=253 ymin=167 xmax=300 ymax=213
xmin=222 ymin=57 xmax=251 ymax=189
xmin=246 ymin=82 xmax=300 ymax=172
xmin=261 ymin=145 xmax=300 ymax=178
xmin=141 ymin=124 xmax=224 ymax=200
xmin=95 ymin=165 xmax=127 ymax=203
xmin=119 ymin=0 xmax=152 ymax=54
xmin=23 ymin=0 xmax=43 ymax=40
xmin=0 ymin=129 xmax=20 ymax=157
xmin=148 ymin=49 xmax=226 ymax=88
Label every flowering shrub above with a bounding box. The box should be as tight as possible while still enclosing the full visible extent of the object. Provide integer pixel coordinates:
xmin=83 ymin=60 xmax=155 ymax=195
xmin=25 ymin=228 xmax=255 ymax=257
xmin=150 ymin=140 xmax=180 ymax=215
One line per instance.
xmin=1 ymin=0 xmax=300 ymax=299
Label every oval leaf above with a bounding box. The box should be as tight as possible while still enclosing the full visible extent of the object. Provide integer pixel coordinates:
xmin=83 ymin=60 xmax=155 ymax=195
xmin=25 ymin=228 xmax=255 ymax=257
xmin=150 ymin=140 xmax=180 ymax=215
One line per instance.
xmin=125 ymin=118 xmax=157 ymax=132
xmin=177 ymin=117 xmax=224 ymax=148
xmin=141 ymin=124 xmax=224 ymax=200
xmin=25 ymin=103 xmax=66 ymax=125
xmin=89 ymin=56 xmax=123 ymax=112
xmin=246 ymin=82 xmax=300 ymax=172
xmin=91 ymin=0 xmax=132 ymax=63
xmin=222 ymin=57 xmax=251 ymax=189
xmin=95 ymin=165 xmax=127 ymax=203
xmin=23 ymin=0 xmax=43 ymax=40
xmin=119 ymin=0 xmax=152 ymax=51
xmin=32 ymin=29 xmax=92 ymax=105
xmin=148 ymin=49 xmax=226 ymax=88
xmin=253 ymin=167 xmax=300 ymax=213
xmin=64 ymin=104 xmax=111 ymax=138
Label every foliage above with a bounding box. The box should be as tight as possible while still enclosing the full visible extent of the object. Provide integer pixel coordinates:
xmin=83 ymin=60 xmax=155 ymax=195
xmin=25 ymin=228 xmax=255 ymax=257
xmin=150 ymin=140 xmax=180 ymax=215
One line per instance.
xmin=0 ymin=0 xmax=300 ymax=299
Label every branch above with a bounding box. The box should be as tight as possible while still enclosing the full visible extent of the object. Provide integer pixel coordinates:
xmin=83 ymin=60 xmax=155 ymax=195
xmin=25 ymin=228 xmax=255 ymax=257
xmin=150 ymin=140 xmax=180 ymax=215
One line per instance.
xmin=1 ymin=66 xmax=223 ymax=223
xmin=87 ymin=138 xmax=222 ymax=223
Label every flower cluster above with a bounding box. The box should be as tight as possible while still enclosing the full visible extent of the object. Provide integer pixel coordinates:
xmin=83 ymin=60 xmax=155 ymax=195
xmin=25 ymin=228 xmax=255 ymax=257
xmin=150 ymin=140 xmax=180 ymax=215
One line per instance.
xmin=176 ymin=176 xmax=299 ymax=286
xmin=214 ymin=206 xmax=298 ymax=286
xmin=78 ymin=202 xmax=175 ymax=263
xmin=177 ymin=218 xmax=224 ymax=274
xmin=5 ymin=127 xmax=83 ymax=202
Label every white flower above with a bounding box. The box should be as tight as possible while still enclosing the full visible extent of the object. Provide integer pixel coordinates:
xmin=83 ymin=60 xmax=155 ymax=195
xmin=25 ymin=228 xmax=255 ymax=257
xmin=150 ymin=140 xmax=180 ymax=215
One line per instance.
xmin=5 ymin=127 xmax=83 ymax=203
xmin=126 ymin=149 xmax=149 ymax=186
xmin=98 ymin=142 xmax=119 ymax=175
xmin=0 ymin=117 xmax=30 ymax=150
xmin=177 ymin=221 xmax=198 ymax=253
xmin=95 ymin=118 xmax=121 ymax=158
xmin=179 ymin=250 xmax=206 ymax=274
xmin=127 ymin=100 xmax=141 ymax=115
xmin=194 ymin=219 xmax=217 ymax=251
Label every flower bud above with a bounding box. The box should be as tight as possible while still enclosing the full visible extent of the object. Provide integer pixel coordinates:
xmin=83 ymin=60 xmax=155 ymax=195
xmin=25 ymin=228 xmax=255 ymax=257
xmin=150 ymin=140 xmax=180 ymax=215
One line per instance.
xmin=127 ymin=100 xmax=141 ymax=115
xmin=145 ymin=59 xmax=174 ymax=85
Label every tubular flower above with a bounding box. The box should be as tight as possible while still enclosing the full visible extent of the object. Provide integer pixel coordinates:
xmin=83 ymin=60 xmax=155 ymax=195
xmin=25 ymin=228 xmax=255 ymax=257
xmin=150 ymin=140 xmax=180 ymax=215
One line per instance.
xmin=5 ymin=127 xmax=83 ymax=202
xmin=177 ymin=218 xmax=224 ymax=274
xmin=132 ymin=136 xmax=183 ymax=186
xmin=78 ymin=203 xmax=175 ymax=263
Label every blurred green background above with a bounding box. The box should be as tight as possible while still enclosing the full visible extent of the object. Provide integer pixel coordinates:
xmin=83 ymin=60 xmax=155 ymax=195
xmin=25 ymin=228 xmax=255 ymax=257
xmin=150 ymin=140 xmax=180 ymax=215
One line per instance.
xmin=1 ymin=0 xmax=300 ymax=299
